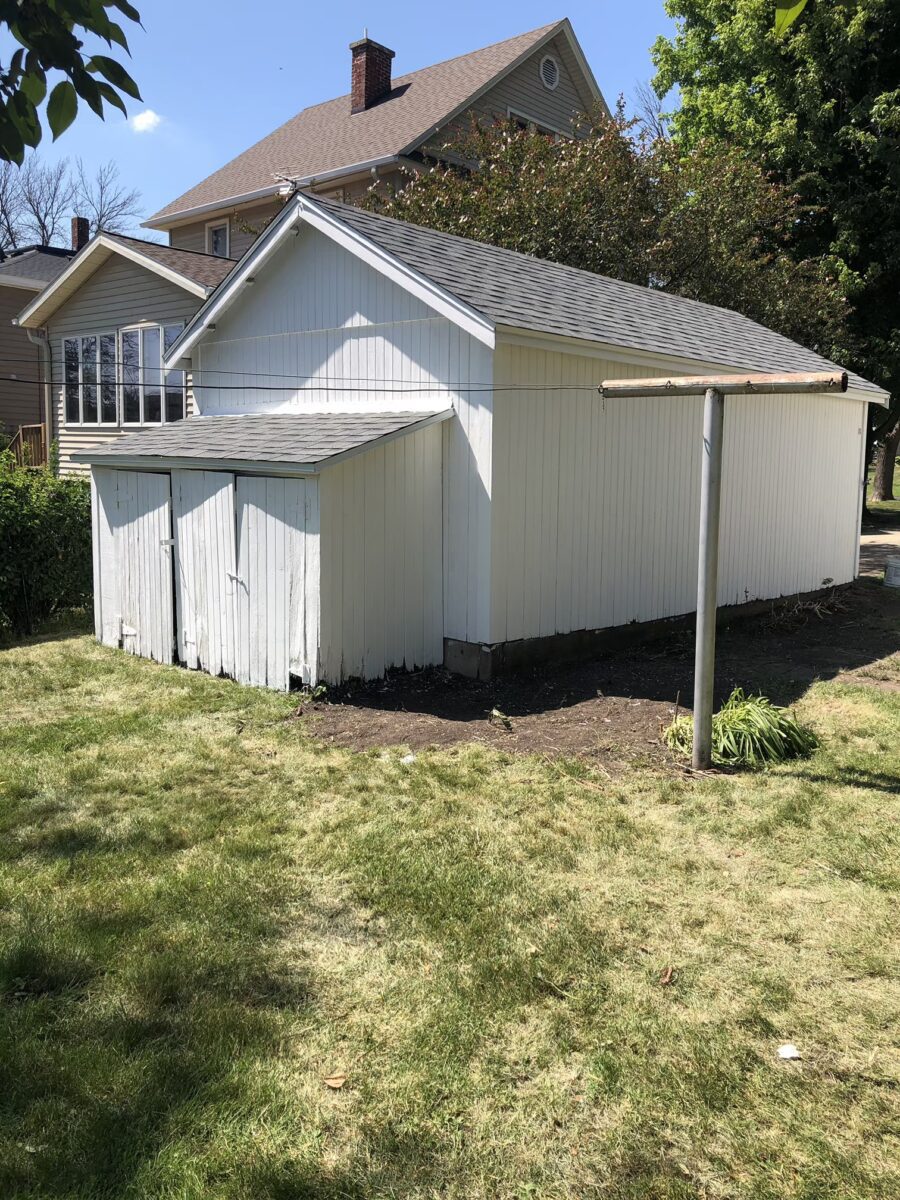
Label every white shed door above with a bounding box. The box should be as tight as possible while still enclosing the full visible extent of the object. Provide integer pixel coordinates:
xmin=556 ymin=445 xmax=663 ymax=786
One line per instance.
xmin=172 ymin=470 xmax=237 ymax=678
xmin=114 ymin=470 xmax=174 ymax=663
xmin=235 ymin=476 xmax=319 ymax=690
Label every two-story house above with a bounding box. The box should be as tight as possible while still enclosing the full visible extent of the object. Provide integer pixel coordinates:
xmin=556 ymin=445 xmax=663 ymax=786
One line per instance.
xmin=17 ymin=19 xmax=606 ymax=475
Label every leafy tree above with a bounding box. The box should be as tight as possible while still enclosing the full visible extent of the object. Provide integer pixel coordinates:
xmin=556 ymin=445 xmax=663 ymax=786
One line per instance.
xmin=653 ymin=0 xmax=900 ymax=494
xmin=367 ymin=112 xmax=848 ymax=356
xmin=0 ymin=1 xmax=143 ymax=164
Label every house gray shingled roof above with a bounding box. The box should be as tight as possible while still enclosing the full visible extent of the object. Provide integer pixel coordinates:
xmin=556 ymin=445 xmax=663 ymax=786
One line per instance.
xmin=106 ymin=234 xmax=235 ymax=291
xmin=0 ymin=246 xmax=74 ymax=285
xmin=312 ymin=198 xmax=884 ymax=397
xmin=70 ymin=411 xmax=448 ymax=471
xmin=147 ymin=23 xmax=564 ymax=224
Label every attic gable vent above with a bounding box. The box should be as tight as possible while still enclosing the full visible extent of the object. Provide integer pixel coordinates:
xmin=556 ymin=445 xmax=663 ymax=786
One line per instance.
xmin=540 ymin=54 xmax=560 ymax=91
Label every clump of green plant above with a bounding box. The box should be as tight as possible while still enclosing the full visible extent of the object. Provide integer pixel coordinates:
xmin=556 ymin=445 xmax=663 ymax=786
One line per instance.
xmin=0 ymin=465 xmax=92 ymax=636
xmin=665 ymin=688 xmax=818 ymax=768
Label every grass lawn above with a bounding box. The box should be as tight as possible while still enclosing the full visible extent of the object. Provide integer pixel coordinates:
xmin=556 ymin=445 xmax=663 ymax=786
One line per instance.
xmin=1 ymin=630 xmax=898 ymax=1199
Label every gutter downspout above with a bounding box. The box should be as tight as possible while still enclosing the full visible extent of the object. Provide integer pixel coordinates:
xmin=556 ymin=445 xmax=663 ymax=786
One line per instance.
xmin=26 ymin=327 xmax=52 ymax=468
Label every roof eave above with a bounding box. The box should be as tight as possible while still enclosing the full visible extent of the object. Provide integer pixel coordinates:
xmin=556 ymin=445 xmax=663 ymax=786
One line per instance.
xmin=496 ymin=325 xmax=889 ymax=406
xmin=70 ymin=409 xmax=455 ymax=474
xmin=16 ymin=234 xmax=210 ymax=329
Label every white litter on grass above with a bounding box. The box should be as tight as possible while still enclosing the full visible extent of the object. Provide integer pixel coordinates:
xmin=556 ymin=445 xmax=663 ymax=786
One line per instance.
xmin=400 ymin=753 xmax=417 ymax=765
xmin=777 ymin=1043 xmax=802 ymax=1060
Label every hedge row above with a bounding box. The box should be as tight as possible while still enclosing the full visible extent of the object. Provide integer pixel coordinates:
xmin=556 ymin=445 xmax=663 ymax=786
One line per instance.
xmin=0 ymin=456 xmax=93 ymax=636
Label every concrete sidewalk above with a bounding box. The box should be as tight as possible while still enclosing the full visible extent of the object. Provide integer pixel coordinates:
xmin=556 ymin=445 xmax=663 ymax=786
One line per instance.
xmin=860 ymin=523 xmax=900 ymax=577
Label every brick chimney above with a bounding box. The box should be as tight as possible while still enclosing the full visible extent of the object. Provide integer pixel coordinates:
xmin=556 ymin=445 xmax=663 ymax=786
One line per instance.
xmin=350 ymin=36 xmax=395 ymax=113
xmin=71 ymin=215 xmax=90 ymax=251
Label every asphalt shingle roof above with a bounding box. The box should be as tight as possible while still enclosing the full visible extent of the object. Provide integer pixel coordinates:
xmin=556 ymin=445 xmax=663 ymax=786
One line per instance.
xmin=70 ymin=411 xmax=447 ymax=470
xmin=311 ymin=198 xmax=883 ymax=397
xmin=106 ymin=234 xmax=234 ymax=291
xmin=148 ymin=23 xmax=562 ymax=224
xmin=0 ymin=246 xmax=74 ymax=285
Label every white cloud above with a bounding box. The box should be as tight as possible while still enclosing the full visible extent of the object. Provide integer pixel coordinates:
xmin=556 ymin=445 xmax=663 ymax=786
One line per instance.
xmin=130 ymin=109 xmax=162 ymax=134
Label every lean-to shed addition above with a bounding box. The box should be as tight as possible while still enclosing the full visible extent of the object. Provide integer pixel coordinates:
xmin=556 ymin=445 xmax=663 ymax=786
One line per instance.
xmin=74 ymin=193 xmax=888 ymax=688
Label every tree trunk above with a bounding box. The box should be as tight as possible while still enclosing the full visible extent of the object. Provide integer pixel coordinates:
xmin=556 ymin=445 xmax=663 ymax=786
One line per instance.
xmin=872 ymin=418 xmax=900 ymax=502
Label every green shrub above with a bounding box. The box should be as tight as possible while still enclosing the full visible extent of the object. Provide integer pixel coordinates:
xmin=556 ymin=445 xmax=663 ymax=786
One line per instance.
xmin=665 ymin=688 xmax=818 ymax=768
xmin=0 ymin=461 xmax=92 ymax=637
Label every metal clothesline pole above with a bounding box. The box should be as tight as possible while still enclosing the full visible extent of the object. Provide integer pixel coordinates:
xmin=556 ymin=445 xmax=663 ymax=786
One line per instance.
xmin=597 ymin=370 xmax=848 ymax=770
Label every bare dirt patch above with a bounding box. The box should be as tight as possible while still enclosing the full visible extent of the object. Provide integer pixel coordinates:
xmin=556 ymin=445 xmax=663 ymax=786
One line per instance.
xmin=298 ymin=580 xmax=900 ymax=766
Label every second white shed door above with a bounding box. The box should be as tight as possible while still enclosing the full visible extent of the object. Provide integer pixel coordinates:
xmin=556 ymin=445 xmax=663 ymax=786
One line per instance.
xmin=234 ymin=476 xmax=319 ymax=690
xmin=172 ymin=470 xmax=238 ymax=679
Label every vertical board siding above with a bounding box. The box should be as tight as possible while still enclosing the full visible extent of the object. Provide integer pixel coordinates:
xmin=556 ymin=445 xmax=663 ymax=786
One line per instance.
xmin=193 ymin=222 xmax=492 ymax=645
xmin=318 ymin=425 xmax=443 ymax=683
xmin=491 ymin=342 xmax=866 ymax=644
xmin=235 ymin=475 xmax=320 ymax=690
xmin=91 ymin=468 xmax=121 ymax=646
xmin=172 ymin=470 xmax=237 ymax=677
xmin=92 ymin=469 xmax=174 ymax=663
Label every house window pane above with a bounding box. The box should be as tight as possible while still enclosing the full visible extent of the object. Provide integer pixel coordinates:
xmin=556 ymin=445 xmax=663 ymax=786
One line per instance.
xmin=163 ymin=325 xmax=185 ymax=422
xmin=122 ymin=330 xmax=140 ymax=422
xmin=142 ymin=327 xmax=161 ymax=422
xmin=81 ymin=336 xmax=97 ymax=422
xmin=208 ymin=223 xmax=228 ymax=257
xmin=64 ymin=339 xmax=80 ymax=422
xmin=100 ymin=334 xmax=117 ymax=423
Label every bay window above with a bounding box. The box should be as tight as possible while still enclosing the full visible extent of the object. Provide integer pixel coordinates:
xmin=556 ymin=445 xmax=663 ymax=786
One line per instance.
xmin=63 ymin=324 xmax=186 ymax=426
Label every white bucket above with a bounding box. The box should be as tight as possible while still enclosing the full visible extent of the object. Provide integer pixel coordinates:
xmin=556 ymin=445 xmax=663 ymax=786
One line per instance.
xmin=885 ymin=556 xmax=900 ymax=588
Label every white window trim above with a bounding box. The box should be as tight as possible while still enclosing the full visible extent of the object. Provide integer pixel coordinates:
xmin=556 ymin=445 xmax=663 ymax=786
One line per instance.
xmin=61 ymin=322 xmax=186 ymax=428
xmin=507 ymin=107 xmax=568 ymax=138
xmin=205 ymin=217 xmax=230 ymax=258
xmin=540 ymin=53 xmax=560 ymax=91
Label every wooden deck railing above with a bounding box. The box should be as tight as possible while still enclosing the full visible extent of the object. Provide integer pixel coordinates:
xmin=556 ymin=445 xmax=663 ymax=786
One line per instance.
xmin=6 ymin=424 xmax=46 ymax=468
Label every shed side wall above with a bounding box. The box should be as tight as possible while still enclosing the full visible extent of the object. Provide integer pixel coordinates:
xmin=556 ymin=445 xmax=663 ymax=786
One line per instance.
xmin=318 ymin=423 xmax=443 ymax=683
xmin=490 ymin=341 xmax=865 ymax=644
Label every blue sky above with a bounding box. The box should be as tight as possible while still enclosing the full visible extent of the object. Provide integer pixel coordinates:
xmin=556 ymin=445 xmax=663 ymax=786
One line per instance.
xmin=17 ymin=1 xmax=675 ymax=236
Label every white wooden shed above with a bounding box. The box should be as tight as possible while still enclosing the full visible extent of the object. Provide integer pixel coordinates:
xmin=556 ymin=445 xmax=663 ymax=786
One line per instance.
xmin=74 ymin=194 xmax=888 ymax=687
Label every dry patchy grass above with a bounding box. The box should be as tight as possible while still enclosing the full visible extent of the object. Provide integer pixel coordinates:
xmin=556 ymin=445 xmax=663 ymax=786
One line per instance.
xmin=0 ymin=632 xmax=898 ymax=1198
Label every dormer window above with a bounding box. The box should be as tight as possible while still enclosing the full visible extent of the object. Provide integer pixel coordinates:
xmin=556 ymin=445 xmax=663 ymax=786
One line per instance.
xmin=206 ymin=220 xmax=230 ymax=258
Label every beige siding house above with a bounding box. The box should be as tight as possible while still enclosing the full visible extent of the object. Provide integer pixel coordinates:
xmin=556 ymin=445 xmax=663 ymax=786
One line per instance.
xmin=144 ymin=19 xmax=606 ymax=259
xmin=0 ymin=244 xmax=74 ymax=448
xmin=17 ymin=237 xmax=231 ymax=474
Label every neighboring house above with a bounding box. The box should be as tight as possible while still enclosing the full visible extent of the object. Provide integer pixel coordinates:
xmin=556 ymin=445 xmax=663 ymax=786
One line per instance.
xmin=143 ymin=19 xmax=606 ymax=258
xmin=16 ymin=234 xmax=233 ymax=474
xmin=65 ymin=195 xmax=887 ymax=689
xmin=0 ymin=228 xmax=79 ymax=457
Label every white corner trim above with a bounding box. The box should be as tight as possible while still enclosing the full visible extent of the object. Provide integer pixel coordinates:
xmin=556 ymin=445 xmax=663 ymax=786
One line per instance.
xmin=165 ymin=194 xmax=494 ymax=367
xmin=17 ymin=235 xmax=207 ymax=328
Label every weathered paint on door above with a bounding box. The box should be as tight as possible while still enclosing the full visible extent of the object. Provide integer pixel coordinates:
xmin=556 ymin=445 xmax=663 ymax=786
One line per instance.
xmin=234 ymin=475 xmax=319 ymax=690
xmin=172 ymin=469 xmax=237 ymax=678
xmin=112 ymin=469 xmax=174 ymax=663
